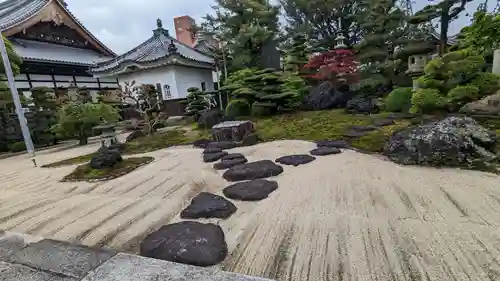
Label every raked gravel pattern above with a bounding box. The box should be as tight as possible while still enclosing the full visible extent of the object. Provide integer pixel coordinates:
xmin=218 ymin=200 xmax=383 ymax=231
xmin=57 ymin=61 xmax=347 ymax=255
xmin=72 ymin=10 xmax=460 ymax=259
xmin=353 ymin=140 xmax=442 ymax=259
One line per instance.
xmin=0 ymin=140 xmax=500 ymax=280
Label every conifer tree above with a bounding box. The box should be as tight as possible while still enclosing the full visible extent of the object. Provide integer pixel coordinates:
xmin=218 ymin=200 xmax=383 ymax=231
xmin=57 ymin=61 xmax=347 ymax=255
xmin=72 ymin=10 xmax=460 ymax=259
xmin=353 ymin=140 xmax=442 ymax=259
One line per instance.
xmin=284 ymin=34 xmax=309 ymax=73
xmin=202 ymin=0 xmax=280 ymax=70
xmin=355 ymin=0 xmax=406 ymax=79
xmin=409 ymin=0 xmax=473 ymax=55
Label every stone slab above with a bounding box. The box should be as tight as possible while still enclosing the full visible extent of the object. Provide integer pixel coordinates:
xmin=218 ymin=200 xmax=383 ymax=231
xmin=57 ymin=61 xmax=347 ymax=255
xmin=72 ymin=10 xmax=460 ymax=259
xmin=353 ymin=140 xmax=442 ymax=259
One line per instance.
xmin=0 ymin=231 xmax=43 ymax=260
xmin=81 ymin=253 xmax=274 ymax=281
xmin=0 ymin=261 xmax=76 ymax=281
xmin=5 ymin=239 xmax=116 ymax=279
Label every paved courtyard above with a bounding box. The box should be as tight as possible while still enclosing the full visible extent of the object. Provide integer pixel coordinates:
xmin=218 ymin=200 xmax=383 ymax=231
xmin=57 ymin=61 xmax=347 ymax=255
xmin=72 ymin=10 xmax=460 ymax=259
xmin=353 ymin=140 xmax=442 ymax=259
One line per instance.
xmin=1 ymin=140 xmax=500 ymax=280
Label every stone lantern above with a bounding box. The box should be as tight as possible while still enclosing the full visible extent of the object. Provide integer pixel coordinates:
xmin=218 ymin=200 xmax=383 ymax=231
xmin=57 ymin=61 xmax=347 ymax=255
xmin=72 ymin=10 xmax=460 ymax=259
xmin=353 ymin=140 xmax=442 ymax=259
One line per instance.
xmin=93 ymin=123 xmax=118 ymax=148
xmin=406 ymin=54 xmax=429 ymax=90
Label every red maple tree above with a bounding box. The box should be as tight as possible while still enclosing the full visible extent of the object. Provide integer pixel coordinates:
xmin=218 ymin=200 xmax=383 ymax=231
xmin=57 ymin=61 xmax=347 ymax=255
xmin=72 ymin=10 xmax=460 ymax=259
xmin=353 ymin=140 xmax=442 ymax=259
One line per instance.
xmin=303 ymin=49 xmax=359 ymax=86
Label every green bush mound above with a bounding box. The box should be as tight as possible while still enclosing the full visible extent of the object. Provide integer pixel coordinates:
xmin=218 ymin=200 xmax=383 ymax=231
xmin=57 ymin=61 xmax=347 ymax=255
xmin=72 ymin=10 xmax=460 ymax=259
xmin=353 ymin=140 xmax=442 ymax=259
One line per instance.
xmin=252 ymin=102 xmax=276 ymax=117
xmin=447 ymin=85 xmax=480 ymax=105
xmin=10 ymin=142 xmax=26 ymax=153
xmin=470 ymin=72 xmax=500 ymax=96
xmin=411 ymin=49 xmax=497 ymax=113
xmin=410 ymin=89 xmax=446 ymax=114
xmin=226 ymin=99 xmax=251 ymax=118
xmin=385 ymin=87 xmax=413 ymax=112
xmin=62 ymin=157 xmax=154 ymax=182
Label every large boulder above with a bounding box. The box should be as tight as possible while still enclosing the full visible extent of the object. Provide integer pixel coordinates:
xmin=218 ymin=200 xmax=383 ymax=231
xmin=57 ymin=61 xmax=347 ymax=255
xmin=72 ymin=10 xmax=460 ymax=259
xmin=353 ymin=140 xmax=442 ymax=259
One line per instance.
xmin=212 ymin=120 xmax=254 ymax=142
xmin=345 ymin=97 xmax=379 ymax=114
xmin=460 ymin=93 xmax=500 ymax=115
xmin=384 ymin=116 xmax=497 ymax=168
xmin=140 ymin=222 xmax=227 ymax=267
xmin=223 ymin=179 xmax=279 ymax=201
xmin=222 ymin=160 xmax=284 ymax=182
xmin=126 ymin=130 xmax=146 ymax=142
xmin=180 ymin=192 xmax=237 ymax=219
xmin=305 ymin=82 xmax=335 ymax=110
xmin=198 ymin=109 xmax=222 ymax=129
xmin=90 ymin=147 xmax=122 ymax=169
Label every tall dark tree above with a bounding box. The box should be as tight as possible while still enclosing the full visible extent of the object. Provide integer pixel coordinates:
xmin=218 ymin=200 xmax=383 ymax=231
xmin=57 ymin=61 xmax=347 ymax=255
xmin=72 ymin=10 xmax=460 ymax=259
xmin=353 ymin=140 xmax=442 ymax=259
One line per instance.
xmin=280 ymin=0 xmax=363 ymax=51
xmin=283 ymin=34 xmax=309 ymax=73
xmin=409 ymin=0 xmax=473 ymax=55
xmin=201 ymin=0 xmax=280 ymax=70
xmin=355 ymin=0 xmax=406 ymax=81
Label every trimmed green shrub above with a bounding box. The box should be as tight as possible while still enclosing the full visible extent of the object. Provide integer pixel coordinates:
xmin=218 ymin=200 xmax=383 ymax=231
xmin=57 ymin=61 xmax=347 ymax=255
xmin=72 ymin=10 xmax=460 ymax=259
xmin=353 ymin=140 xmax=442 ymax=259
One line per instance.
xmin=410 ymin=89 xmax=446 ymax=114
xmin=226 ymin=99 xmax=251 ymax=118
xmin=252 ymin=102 xmax=276 ymax=117
xmin=470 ymin=72 xmax=500 ymax=96
xmin=385 ymin=87 xmax=413 ymax=112
xmin=10 ymin=141 xmax=26 ymax=153
xmin=447 ymin=85 xmax=480 ymax=105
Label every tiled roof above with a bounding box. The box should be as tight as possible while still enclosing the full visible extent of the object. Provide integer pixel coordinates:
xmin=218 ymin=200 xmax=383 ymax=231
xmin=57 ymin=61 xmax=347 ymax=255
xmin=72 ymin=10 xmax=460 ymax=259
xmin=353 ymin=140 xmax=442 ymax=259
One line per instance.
xmin=12 ymin=38 xmax=113 ymax=66
xmin=90 ymin=25 xmax=214 ymax=74
xmin=0 ymin=0 xmax=115 ymax=56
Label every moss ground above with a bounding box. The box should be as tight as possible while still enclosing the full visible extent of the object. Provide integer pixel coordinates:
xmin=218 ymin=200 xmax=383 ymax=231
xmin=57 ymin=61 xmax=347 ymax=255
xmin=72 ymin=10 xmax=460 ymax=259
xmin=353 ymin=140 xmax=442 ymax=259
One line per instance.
xmin=61 ymin=157 xmax=154 ymax=182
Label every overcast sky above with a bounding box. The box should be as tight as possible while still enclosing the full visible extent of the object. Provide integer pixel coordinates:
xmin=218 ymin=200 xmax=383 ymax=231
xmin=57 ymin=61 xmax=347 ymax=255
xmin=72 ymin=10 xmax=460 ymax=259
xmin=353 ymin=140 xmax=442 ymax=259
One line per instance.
xmin=63 ymin=0 xmax=487 ymax=55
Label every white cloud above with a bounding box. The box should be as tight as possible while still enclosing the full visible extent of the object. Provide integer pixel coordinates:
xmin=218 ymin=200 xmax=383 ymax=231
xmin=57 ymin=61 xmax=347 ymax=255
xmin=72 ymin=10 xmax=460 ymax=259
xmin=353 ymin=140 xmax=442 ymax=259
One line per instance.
xmin=65 ymin=0 xmax=215 ymax=54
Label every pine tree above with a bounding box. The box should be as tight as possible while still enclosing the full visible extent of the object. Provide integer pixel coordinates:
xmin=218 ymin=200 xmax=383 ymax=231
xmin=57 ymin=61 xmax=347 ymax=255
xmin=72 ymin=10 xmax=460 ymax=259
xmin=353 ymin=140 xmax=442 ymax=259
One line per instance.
xmin=409 ymin=0 xmax=473 ymax=55
xmin=182 ymin=87 xmax=210 ymax=121
xmin=202 ymin=0 xmax=280 ymax=69
xmin=284 ymin=34 xmax=309 ymax=73
xmin=355 ymin=0 xmax=406 ymax=79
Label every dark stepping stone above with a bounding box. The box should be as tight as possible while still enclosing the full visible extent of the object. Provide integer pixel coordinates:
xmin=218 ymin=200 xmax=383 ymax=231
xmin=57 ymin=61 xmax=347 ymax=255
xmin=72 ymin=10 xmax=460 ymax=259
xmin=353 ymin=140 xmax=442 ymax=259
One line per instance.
xmin=214 ymin=158 xmax=248 ymax=170
xmin=310 ymin=147 xmax=342 ymax=156
xmin=140 ymin=221 xmax=227 ymax=267
xmin=373 ymin=118 xmax=395 ymax=127
xmin=222 ymin=153 xmax=245 ymax=161
xmin=316 ymin=140 xmax=349 ymax=148
xmin=180 ymin=192 xmax=237 ymax=219
xmin=203 ymin=151 xmax=228 ymax=163
xmin=275 ymin=154 xmax=316 ymax=166
xmin=223 ymin=179 xmax=278 ymax=201
xmin=207 ymin=141 xmax=236 ymax=150
xmin=222 ymin=160 xmax=284 ymax=182
xmin=193 ymin=139 xmax=211 ymax=149
xmin=343 ymin=130 xmax=368 ymax=138
xmin=349 ymin=125 xmax=377 ymax=132
xmin=242 ymin=133 xmax=259 ymax=146
xmin=203 ymin=147 xmax=223 ymax=154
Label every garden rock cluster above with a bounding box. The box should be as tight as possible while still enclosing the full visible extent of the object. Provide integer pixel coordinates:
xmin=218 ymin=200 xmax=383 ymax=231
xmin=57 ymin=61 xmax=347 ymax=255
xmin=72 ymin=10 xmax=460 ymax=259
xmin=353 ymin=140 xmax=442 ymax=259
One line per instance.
xmin=90 ymin=147 xmax=122 ymax=169
xmin=304 ymin=82 xmax=352 ymax=110
xmin=345 ymin=97 xmax=379 ymax=114
xmin=140 ymin=119 xmax=348 ymax=268
xmin=384 ymin=116 xmax=497 ymax=168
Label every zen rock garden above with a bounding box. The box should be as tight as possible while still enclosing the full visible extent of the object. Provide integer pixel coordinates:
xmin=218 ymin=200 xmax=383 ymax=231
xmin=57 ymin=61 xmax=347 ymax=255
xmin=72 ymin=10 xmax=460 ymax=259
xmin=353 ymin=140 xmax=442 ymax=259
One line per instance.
xmin=139 ymin=119 xmax=346 ymax=267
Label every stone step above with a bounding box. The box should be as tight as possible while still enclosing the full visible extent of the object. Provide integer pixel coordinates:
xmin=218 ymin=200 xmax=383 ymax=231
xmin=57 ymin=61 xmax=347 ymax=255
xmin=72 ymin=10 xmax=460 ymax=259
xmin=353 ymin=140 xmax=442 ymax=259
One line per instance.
xmin=0 ymin=231 xmax=274 ymax=281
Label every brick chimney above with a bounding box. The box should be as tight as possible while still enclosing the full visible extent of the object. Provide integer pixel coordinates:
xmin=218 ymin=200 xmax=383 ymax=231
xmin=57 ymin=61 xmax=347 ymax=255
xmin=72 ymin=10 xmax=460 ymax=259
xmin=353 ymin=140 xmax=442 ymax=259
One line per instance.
xmin=174 ymin=16 xmax=196 ymax=46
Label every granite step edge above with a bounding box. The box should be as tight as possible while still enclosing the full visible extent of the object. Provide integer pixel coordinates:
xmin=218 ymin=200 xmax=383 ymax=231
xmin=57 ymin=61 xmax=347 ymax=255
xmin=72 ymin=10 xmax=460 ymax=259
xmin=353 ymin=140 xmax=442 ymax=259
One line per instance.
xmin=0 ymin=230 xmax=275 ymax=281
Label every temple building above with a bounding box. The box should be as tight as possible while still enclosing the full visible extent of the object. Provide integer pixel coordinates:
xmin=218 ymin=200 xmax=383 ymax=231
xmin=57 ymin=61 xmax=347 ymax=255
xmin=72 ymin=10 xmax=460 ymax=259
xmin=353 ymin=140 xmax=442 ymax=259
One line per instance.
xmin=90 ymin=19 xmax=216 ymax=101
xmin=1 ymin=0 xmax=119 ymax=100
